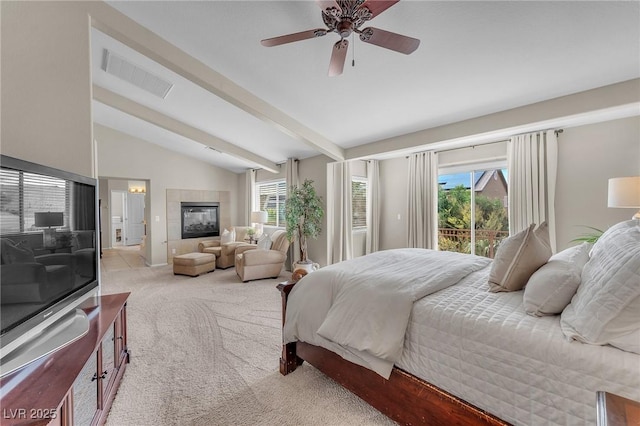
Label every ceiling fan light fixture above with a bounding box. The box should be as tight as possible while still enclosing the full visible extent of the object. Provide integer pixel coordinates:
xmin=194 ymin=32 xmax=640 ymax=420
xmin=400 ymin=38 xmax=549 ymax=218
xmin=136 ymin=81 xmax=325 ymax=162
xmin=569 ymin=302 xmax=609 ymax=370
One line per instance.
xmin=261 ymin=0 xmax=419 ymax=76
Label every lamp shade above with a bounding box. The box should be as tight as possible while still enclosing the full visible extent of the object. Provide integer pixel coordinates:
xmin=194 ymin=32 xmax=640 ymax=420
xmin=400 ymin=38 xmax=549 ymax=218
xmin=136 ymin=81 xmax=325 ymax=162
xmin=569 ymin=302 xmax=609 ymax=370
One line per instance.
xmin=251 ymin=211 xmax=268 ymax=224
xmin=34 ymin=212 xmax=64 ymax=227
xmin=608 ymin=177 xmax=640 ymax=208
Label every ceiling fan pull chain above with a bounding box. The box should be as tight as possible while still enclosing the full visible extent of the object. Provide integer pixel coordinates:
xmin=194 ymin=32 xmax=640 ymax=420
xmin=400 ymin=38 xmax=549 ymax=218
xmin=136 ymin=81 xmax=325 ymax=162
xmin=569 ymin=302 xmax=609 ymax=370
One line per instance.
xmin=352 ymin=33 xmax=356 ymax=67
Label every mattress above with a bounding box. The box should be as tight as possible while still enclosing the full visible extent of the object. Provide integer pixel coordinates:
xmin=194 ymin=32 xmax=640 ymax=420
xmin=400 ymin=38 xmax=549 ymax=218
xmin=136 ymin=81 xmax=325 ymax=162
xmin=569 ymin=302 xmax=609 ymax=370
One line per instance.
xmin=397 ymin=265 xmax=640 ymax=425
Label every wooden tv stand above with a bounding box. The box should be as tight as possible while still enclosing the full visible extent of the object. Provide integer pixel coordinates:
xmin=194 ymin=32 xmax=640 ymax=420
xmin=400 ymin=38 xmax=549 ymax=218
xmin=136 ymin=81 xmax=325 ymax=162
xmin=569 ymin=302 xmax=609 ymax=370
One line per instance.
xmin=0 ymin=293 xmax=130 ymax=426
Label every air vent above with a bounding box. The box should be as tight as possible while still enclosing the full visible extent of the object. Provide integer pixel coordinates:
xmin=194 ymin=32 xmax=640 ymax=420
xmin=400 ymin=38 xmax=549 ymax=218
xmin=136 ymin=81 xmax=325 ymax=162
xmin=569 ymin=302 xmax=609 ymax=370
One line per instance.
xmin=102 ymin=49 xmax=173 ymax=99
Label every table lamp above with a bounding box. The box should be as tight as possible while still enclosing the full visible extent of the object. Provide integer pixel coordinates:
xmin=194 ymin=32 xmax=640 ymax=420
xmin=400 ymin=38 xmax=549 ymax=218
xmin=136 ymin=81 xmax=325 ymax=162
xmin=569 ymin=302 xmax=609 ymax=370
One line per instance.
xmin=35 ymin=211 xmax=64 ymax=248
xmin=608 ymin=176 xmax=640 ymax=220
xmin=251 ymin=211 xmax=268 ymax=237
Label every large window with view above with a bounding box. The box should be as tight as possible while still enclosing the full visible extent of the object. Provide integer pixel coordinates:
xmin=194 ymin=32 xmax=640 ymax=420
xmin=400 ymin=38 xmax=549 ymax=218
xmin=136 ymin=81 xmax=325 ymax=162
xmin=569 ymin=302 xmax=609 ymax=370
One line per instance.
xmin=351 ymin=178 xmax=367 ymax=229
xmin=438 ymin=165 xmax=508 ymax=258
xmin=255 ymin=180 xmax=287 ymax=227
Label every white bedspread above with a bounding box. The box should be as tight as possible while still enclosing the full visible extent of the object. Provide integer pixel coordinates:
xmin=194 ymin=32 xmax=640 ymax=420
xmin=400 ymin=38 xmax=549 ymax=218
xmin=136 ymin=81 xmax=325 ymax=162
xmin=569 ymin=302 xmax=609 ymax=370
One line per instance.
xmin=284 ymin=249 xmax=640 ymax=425
xmin=398 ymin=266 xmax=640 ymax=425
xmin=284 ymin=248 xmax=489 ymax=377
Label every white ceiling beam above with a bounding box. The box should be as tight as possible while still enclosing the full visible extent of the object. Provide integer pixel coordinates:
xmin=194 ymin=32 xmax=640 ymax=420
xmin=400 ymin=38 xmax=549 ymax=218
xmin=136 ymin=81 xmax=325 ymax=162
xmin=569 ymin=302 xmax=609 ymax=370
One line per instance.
xmin=93 ymin=86 xmax=280 ymax=173
xmin=87 ymin=2 xmax=345 ymax=162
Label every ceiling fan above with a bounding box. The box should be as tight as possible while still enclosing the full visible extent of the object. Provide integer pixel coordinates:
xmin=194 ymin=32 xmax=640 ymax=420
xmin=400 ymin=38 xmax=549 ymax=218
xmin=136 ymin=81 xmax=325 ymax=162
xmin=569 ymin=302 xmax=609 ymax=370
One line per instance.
xmin=261 ymin=0 xmax=420 ymax=76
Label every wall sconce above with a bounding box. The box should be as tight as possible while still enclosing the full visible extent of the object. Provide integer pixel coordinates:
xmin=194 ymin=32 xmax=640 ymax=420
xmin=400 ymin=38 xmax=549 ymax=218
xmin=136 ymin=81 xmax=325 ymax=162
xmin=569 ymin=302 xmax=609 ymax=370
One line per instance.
xmin=251 ymin=211 xmax=269 ymax=237
xmin=608 ymin=176 xmax=640 ymax=219
xmin=129 ymin=187 xmax=146 ymax=193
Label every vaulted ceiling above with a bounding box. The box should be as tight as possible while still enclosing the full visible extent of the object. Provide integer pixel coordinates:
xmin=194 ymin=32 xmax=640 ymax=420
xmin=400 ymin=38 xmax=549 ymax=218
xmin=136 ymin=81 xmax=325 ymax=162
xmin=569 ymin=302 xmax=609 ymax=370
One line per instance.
xmin=91 ymin=1 xmax=640 ymax=173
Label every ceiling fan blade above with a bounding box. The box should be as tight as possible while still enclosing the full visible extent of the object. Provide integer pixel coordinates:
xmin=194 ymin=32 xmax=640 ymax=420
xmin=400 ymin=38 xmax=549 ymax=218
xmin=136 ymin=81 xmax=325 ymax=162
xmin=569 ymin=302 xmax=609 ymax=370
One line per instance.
xmin=361 ymin=0 xmax=399 ymax=18
xmin=328 ymin=39 xmax=349 ymax=77
xmin=261 ymin=29 xmax=328 ymax=47
xmin=359 ymin=27 xmax=420 ymax=54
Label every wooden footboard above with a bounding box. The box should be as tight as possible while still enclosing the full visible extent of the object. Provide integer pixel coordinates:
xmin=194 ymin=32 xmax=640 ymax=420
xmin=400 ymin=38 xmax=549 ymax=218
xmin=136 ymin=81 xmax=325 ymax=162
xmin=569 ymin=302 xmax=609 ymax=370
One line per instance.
xmin=277 ymin=281 xmax=511 ymax=426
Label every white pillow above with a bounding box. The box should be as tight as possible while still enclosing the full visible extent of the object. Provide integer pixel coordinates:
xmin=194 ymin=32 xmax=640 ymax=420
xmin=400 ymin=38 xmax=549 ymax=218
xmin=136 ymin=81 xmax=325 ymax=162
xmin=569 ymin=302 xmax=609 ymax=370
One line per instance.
xmin=256 ymin=234 xmax=272 ymax=250
xmin=220 ymin=228 xmax=235 ymax=244
xmin=523 ymin=242 xmax=591 ymax=317
xmin=560 ymin=220 xmax=640 ymax=353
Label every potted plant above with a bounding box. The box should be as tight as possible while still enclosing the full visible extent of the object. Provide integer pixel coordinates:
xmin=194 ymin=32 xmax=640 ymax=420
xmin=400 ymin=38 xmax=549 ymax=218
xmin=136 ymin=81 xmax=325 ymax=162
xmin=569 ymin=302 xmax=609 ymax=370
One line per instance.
xmin=285 ymin=179 xmax=324 ymax=272
xmin=245 ymin=227 xmax=256 ymax=243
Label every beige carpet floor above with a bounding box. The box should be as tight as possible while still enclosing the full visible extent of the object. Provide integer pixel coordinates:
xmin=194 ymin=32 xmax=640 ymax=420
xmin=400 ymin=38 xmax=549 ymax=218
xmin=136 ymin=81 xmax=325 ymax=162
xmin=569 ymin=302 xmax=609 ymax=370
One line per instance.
xmin=101 ymin=264 xmax=395 ymax=426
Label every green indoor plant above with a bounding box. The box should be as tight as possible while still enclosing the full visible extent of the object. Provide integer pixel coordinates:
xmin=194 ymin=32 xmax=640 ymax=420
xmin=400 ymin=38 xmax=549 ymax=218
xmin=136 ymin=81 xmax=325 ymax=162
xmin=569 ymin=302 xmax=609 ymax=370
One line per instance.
xmin=285 ymin=179 xmax=324 ymax=268
xmin=570 ymin=226 xmax=604 ymax=244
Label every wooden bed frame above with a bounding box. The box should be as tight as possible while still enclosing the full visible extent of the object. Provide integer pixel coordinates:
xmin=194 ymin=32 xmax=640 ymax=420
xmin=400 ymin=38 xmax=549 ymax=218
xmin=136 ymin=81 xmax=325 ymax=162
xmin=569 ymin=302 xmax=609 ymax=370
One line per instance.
xmin=277 ymin=281 xmax=511 ymax=426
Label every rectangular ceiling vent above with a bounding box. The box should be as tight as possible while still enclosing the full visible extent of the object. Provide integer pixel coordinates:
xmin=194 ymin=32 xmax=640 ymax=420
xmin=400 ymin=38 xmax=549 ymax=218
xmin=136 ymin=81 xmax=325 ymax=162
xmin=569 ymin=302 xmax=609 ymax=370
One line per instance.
xmin=102 ymin=49 xmax=173 ymax=99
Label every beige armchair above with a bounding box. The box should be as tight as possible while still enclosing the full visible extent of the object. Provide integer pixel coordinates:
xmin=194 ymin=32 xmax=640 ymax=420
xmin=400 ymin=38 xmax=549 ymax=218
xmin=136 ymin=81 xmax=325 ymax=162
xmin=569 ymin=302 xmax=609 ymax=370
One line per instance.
xmin=198 ymin=226 xmax=255 ymax=269
xmin=235 ymin=230 xmax=290 ymax=282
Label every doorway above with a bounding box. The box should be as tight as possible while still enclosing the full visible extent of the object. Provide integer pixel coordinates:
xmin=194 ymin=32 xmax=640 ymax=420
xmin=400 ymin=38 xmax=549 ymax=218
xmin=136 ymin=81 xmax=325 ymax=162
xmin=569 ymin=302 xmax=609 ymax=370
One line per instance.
xmin=110 ymin=190 xmax=145 ymax=247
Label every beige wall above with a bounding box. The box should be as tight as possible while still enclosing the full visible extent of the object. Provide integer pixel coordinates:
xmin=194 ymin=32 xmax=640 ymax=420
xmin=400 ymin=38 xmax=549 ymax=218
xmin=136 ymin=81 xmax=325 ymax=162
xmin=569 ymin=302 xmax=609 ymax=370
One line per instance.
xmin=298 ymin=155 xmax=332 ymax=267
xmin=1 ymin=1 xmax=94 ymax=176
xmin=379 ymin=157 xmax=409 ymax=249
xmin=378 ymin=117 xmax=640 ymax=252
xmin=95 ymin=124 xmax=240 ymax=266
xmin=555 ymin=116 xmax=640 ymax=248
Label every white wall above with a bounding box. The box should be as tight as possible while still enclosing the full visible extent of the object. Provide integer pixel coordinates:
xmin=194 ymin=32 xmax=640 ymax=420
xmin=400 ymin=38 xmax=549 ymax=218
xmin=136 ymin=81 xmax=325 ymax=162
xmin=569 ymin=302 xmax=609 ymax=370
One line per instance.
xmin=1 ymin=1 xmax=94 ymax=176
xmin=378 ymin=116 xmax=640 ymax=252
xmin=95 ymin=124 xmax=240 ymax=266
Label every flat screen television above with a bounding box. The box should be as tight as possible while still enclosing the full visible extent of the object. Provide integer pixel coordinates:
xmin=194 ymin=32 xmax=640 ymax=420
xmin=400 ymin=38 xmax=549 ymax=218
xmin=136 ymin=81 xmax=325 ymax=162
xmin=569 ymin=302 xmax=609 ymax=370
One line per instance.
xmin=0 ymin=155 xmax=99 ymax=377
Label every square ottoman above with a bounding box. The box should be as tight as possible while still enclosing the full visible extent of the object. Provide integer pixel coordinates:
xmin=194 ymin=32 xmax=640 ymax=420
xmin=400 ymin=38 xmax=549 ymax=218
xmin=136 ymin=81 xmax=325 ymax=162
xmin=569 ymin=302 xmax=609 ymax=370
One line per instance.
xmin=173 ymin=252 xmax=216 ymax=277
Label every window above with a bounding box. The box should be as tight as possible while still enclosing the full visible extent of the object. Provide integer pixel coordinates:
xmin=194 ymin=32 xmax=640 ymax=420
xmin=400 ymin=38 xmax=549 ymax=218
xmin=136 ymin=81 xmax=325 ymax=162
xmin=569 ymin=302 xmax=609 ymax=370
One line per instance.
xmin=0 ymin=169 xmax=70 ymax=233
xmin=352 ymin=177 xmax=367 ymax=228
xmin=438 ymin=165 xmax=508 ymax=258
xmin=255 ymin=179 xmax=286 ymax=227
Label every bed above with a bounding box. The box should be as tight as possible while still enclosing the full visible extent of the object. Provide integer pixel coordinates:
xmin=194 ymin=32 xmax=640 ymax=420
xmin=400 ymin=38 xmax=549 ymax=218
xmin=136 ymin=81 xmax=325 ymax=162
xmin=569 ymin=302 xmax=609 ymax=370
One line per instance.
xmin=278 ymin=220 xmax=640 ymax=425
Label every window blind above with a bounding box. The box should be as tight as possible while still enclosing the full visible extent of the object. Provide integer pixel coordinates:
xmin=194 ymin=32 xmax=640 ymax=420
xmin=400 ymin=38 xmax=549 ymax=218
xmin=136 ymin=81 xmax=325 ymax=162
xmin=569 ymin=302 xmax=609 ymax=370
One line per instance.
xmin=255 ymin=180 xmax=287 ymax=226
xmin=0 ymin=169 xmax=69 ymax=233
xmin=352 ymin=178 xmax=367 ymax=228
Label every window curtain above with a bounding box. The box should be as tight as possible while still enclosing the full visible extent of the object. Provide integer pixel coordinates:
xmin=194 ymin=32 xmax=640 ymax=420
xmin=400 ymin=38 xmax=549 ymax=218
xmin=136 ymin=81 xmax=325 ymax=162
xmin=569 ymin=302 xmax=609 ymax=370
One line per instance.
xmin=73 ymin=183 xmax=95 ymax=230
xmin=366 ymin=160 xmax=380 ymax=254
xmin=508 ymin=130 xmax=558 ymax=252
xmin=407 ymin=151 xmax=438 ymax=249
xmin=245 ymin=169 xmax=256 ymax=225
xmin=327 ymin=161 xmax=353 ymax=264
xmin=285 ymin=158 xmax=299 ymax=267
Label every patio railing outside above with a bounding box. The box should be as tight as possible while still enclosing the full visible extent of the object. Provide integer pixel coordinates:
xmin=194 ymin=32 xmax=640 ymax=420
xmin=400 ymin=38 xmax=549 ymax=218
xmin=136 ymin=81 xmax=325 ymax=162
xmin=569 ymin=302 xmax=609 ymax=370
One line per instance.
xmin=438 ymin=228 xmax=509 ymax=259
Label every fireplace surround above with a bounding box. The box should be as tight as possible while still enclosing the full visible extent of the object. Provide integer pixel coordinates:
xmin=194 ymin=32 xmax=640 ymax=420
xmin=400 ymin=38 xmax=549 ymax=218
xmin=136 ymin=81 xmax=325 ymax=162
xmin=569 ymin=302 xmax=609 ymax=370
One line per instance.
xmin=181 ymin=202 xmax=220 ymax=239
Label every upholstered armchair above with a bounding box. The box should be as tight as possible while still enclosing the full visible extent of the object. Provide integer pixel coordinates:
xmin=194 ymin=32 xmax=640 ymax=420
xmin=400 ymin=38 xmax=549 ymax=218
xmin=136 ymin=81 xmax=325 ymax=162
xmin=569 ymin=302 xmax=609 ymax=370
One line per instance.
xmin=0 ymin=238 xmax=74 ymax=304
xmin=235 ymin=230 xmax=290 ymax=282
xmin=198 ymin=226 xmax=255 ymax=269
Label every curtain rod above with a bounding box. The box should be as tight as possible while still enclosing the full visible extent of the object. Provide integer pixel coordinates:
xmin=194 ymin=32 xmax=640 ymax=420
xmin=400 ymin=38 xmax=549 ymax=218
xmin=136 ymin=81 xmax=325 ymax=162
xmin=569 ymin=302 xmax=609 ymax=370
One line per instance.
xmin=405 ymin=128 xmax=564 ymax=158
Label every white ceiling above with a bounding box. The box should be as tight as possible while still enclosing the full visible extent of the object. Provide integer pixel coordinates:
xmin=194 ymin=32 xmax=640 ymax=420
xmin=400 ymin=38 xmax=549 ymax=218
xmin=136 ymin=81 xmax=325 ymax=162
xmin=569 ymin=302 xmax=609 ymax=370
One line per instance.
xmin=91 ymin=1 xmax=640 ymax=173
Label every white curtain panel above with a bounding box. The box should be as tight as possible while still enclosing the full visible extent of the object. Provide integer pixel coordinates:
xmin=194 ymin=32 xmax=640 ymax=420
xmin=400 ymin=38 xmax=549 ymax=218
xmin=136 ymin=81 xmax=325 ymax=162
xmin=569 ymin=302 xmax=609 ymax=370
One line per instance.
xmin=246 ymin=169 xmax=256 ymax=225
xmin=508 ymin=130 xmax=558 ymax=252
xmin=406 ymin=152 xmax=438 ymax=249
xmin=327 ymin=161 xmax=353 ymax=264
xmin=286 ymin=158 xmax=300 ymax=267
xmin=366 ymin=160 xmax=380 ymax=254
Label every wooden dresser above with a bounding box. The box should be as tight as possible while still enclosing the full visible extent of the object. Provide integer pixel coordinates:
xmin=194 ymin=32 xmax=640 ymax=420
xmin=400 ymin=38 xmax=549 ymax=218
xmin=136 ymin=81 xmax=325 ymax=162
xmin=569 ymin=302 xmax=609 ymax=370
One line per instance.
xmin=0 ymin=293 xmax=130 ymax=426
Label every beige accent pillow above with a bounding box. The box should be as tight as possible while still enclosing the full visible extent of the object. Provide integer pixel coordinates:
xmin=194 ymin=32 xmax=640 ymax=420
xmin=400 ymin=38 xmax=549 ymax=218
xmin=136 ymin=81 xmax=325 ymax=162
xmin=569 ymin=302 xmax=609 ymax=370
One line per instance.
xmin=488 ymin=222 xmax=552 ymax=292
xmin=256 ymin=234 xmax=272 ymax=250
xmin=220 ymin=228 xmax=235 ymax=244
xmin=523 ymin=242 xmax=591 ymax=316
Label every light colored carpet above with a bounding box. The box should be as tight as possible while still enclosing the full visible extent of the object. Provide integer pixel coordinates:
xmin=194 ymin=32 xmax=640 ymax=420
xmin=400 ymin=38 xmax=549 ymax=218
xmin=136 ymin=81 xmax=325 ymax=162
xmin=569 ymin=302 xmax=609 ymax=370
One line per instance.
xmin=101 ymin=265 xmax=395 ymax=426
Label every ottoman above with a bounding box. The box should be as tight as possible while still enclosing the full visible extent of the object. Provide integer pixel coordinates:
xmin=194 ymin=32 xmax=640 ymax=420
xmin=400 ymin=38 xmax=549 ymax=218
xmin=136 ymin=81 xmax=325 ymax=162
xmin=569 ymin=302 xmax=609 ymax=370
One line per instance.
xmin=173 ymin=252 xmax=216 ymax=277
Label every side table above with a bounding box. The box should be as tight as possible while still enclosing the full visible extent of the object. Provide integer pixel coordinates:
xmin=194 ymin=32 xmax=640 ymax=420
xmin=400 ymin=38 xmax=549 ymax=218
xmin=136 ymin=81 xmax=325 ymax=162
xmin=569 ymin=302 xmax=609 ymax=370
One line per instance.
xmin=596 ymin=391 xmax=640 ymax=425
